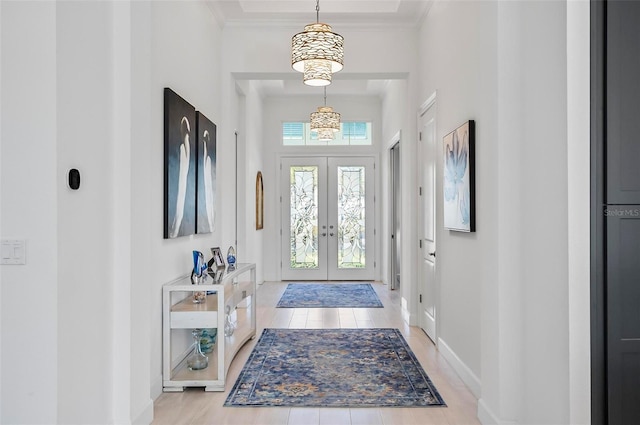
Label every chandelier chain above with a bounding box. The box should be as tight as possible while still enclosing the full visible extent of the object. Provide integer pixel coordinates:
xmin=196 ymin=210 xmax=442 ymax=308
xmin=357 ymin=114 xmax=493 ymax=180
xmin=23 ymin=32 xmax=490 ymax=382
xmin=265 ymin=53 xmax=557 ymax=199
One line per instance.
xmin=316 ymin=0 xmax=320 ymax=22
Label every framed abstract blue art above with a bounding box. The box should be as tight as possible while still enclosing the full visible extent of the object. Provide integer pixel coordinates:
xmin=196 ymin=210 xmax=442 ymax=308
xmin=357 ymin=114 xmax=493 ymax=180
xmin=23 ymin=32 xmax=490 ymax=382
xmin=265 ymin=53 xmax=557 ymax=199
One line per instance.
xmin=443 ymin=120 xmax=475 ymax=232
xmin=164 ymin=88 xmax=196 ymax=239
xmin=196 ymin=112 xmax=217 ymax=234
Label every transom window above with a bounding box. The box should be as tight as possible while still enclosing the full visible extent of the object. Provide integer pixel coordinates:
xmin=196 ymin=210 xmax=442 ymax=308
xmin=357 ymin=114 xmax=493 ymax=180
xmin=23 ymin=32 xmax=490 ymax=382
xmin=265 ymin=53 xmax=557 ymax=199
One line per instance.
xmin=282 ymin=122 xmax=372 ymax=146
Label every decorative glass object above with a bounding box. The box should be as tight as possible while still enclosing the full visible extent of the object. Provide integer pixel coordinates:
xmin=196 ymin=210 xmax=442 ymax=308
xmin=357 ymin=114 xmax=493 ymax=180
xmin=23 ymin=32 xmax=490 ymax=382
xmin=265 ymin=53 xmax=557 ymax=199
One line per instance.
xmin=192 ymin=250 xmax=207 ymax=303
xmin=227 ymin=246 xmax=236 ymax=269
xmin=186 ymin=329 xmax=208 ymax=371
xmin=192 ymin=289 xmax=206 ymax=304
xmin=200 ymin=328 xmax=217 ymax=354
xmin=224 ymin=305 xmax=236 ymax=337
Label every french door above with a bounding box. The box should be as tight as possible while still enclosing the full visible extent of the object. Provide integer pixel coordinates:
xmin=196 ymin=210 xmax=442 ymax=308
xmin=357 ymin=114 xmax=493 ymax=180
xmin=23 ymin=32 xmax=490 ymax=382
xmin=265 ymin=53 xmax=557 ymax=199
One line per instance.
xmin=281 ymin=156 xmax=375 ymax=281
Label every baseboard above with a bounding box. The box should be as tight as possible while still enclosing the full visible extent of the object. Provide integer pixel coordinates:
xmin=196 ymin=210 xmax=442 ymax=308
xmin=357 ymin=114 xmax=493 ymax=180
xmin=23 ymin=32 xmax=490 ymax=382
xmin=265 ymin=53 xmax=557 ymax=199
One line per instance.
xmin=477 ymin=398 xmax=519 ymax=425
xmin=478 ymin=398 xmax=500 ymax=425
xmin=151 ymin=373 xmax=163 ymax=401
xmin=132 ymin=398 xmax=154 ymax=425
xmin=401 ymin=297 xmax=411 ymax=324
xmin=437 ymin=337 xmax=482 ymax=398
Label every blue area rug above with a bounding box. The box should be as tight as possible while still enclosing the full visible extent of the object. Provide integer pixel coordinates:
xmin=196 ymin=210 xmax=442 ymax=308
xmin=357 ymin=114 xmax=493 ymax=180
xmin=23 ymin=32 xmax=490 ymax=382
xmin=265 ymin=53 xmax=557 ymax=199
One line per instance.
xmin=276 ymin=283 xmax=383 ymax=308
xmin=224 ymin=328 xmax=446 ymax=408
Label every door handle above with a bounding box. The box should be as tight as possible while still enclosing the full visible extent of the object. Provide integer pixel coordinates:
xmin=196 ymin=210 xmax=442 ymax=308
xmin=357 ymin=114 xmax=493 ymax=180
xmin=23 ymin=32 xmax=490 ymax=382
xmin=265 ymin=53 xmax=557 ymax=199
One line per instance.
xmin=429 ymin=251 xmax=436 ymax=257
xmin=330 ymin=233 xmax=335 ymax=237
xmin=321 ymin=233 xmax=327 ymax=237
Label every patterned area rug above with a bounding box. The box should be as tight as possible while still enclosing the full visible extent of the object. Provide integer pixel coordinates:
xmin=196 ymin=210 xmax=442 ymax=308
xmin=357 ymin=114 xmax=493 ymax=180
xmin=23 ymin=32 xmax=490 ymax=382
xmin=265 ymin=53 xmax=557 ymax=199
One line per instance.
xmin=224 ymin=328 xmax=446 ymax=408
xmin=276 ymin=283 xmax=383 ymax=308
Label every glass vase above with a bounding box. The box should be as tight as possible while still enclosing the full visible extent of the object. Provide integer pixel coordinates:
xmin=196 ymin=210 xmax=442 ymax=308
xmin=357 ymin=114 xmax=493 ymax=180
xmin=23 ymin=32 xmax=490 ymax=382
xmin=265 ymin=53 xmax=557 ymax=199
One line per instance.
xmin=224 ymin=305 xmax=235 ymax=337
xmin=186 ymin=329 xmax=208 ymax=371
xmin=192 ymin=273 xmax=206 ymax=304
xmin=227 ymin=246 xmax=236 ymax=269
xmin=200 ymin=328 xmax=217 ymax=354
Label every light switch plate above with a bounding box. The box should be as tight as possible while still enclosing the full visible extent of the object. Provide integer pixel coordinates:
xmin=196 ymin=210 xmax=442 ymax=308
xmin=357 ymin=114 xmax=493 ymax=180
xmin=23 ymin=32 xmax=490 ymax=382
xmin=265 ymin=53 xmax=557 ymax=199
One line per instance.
xmin=0 ymin=240 xmax=26 ymax=265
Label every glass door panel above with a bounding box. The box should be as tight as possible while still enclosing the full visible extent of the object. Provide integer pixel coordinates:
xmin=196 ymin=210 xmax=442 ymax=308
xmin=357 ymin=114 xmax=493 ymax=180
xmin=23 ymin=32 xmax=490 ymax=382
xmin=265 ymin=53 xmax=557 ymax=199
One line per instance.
xmin=281 ymin=157 xmax=328 ymax=280
xmin=328 ymin=157 xmax=374 ymax=280
xmin=290 ymin=166 xmax=319 ymax=270
xmin=337 ymin=166 xmax=366 ymax=269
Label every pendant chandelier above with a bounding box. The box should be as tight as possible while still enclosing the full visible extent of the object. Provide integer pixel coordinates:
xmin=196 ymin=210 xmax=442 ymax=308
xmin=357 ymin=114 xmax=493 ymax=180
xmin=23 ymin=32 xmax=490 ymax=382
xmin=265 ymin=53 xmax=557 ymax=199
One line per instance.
xmin=315 ymin=128 xmax=336 ymax=142
xmin=291 ymin=0 xmax=344 ymax=87
xmin=310 ymin=87 xmax=340 ymax=141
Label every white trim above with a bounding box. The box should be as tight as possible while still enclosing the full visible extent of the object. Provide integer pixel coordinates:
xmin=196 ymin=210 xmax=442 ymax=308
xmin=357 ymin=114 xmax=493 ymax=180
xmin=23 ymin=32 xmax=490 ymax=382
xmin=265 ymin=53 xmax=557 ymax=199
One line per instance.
xmin=387 ymin=131 xmax=401 ymax=290
xmin=386 ymin=130 xmax=401 ymax=149
xmin=401 ymin=297 xmax=411 ymax=324
xmin=437 ymin=337 xmax=482 ymax=398
xmin=132 ymin=399 xmax=154 ymax=425
xmin=151 ymin=373 xmax=163 ymax=401
xmin=477 ymin=398 xmax=519 ymax=425
xmin=419 ymin=91 xmax=437 ymax=116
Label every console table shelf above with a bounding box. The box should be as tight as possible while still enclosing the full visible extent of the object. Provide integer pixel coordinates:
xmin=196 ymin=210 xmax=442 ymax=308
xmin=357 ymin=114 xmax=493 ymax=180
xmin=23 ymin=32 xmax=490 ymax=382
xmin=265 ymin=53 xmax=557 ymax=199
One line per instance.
xmin=162 ymin=263 xmax=256 ymax=392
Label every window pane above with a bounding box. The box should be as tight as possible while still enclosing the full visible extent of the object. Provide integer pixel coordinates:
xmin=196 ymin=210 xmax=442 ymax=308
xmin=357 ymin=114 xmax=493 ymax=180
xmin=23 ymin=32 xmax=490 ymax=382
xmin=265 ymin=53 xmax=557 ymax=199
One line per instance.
xmin=345 ymin=122 xmax=367 ymax=139
xmin=290 ymin=166 xmax=319 ymax=269
xmin=283 ymin=122 xmax=304 ymax=139
xmin=283 ymin=122 xmax=371 ymax=146
xmin=337 ymin=166 xmax=366 ymax=268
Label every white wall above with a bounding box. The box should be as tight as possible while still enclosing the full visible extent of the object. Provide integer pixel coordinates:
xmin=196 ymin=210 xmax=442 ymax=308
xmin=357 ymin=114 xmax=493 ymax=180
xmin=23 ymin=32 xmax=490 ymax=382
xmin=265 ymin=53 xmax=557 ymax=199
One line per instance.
xmin=56 ymin=3 xmax=120 ymax=422
xmin=2 ymin=0 xmax=227 ymax=422
xmin=144 ymin=0 xmax=224 ymax=399
xmin=567 ymin=1 xmax=591 ymax=423
xmin=417 ymin=1 xmax=589 ymax=424
xmin=236 ymin=81 xmax=265 ymax=283
xmin=417 ymin=0 xmax=498 ymax=387
xmin=0 ymin=2 xmax=58 ymax=423
xmin=380 ymin=80 xmax=408 ymax=288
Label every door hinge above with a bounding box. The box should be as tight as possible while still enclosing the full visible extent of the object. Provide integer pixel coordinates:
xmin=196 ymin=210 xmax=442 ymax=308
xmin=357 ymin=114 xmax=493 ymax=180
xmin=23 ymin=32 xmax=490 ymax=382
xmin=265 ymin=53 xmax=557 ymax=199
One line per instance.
xmin=280 ymin=163 xmax=282 ymax=170
xmin=419 ymin=240 xmax=422 ymax=248
xmin=374 ymin=261 xmax=377 ymax=268
xmin=419 ymin=132 xmax=422 ymax=141
xmin=280 ymin=196 xmax=282 ymax=203
xmin=420 ymin=294 xmax=422 ymax=303
xmin=280 ymin=229 xmax=282 ymax=236
xmin=419 ymin=187 xmax=422 ymax=196
xmin=374 ymin=228 xmax=376 ymax=236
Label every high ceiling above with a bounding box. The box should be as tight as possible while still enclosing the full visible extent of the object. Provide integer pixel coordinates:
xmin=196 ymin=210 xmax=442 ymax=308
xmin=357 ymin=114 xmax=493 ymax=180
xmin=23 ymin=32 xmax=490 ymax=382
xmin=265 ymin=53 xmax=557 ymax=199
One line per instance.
xmin=209 ymin=0 xmax=429 ymax=96
xmin=209 ymin=0 xmax=430 ymax=27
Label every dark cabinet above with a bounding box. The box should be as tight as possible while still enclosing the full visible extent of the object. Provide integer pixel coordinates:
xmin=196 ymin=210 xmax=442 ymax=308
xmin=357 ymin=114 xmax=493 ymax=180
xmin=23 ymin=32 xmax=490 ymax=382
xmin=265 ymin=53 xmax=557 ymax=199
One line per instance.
xmin=594 ymin=1 xmax=640 ymax=424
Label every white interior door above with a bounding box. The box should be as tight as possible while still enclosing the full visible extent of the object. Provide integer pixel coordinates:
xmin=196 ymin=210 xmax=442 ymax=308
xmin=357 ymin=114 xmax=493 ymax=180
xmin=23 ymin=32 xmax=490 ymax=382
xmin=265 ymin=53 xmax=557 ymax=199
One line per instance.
xmin=281 ymin=156 xmax=375 ymax=281
xmin=419 ymin=100 xmax=437 ymax=343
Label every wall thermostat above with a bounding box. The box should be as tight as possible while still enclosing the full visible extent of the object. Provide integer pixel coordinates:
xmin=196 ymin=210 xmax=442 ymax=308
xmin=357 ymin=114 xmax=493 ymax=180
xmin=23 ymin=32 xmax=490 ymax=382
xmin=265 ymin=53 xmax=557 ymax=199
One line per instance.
xmin=68 ymin=169 xmax=80 ymax=190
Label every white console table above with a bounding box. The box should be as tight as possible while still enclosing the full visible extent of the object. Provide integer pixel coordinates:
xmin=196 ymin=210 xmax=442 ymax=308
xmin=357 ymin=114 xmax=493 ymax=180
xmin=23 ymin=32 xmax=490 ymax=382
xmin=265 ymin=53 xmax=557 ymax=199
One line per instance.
xmin=162 ymin=263 xmax=256 ymax=392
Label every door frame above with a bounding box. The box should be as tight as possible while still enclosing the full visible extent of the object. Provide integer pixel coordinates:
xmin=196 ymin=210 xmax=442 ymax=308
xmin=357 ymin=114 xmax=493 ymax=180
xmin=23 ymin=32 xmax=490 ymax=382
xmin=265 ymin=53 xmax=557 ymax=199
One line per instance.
xmin=418 ymin=92 xmax=439 ymax=345
xmin=389 ymin=135 xmax=401 ymax=290
xmin=278 ymin=154 xmax=380 ymax=281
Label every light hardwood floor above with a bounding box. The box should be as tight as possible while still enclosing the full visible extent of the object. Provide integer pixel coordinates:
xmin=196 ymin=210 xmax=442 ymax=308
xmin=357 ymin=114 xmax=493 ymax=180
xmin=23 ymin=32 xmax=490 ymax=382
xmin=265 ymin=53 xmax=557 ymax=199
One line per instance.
xmin=152 ymin=282 xmax=481 ymax=425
